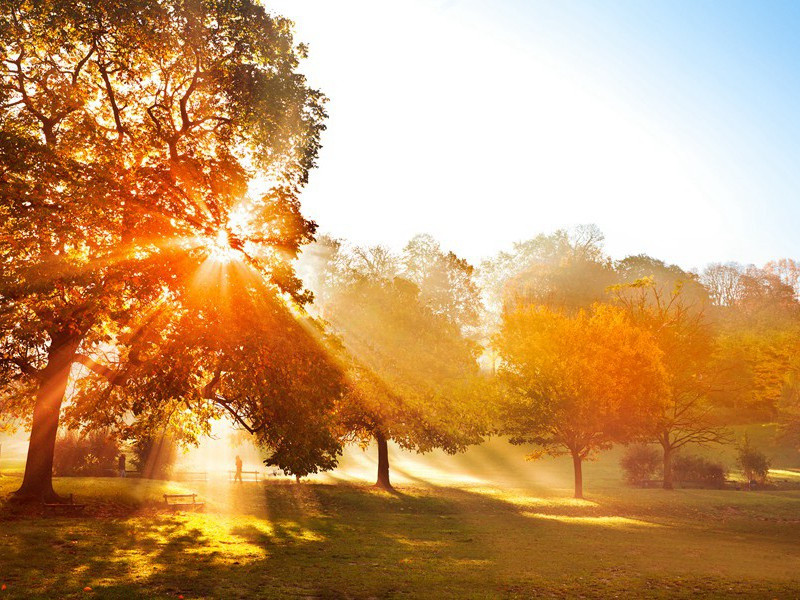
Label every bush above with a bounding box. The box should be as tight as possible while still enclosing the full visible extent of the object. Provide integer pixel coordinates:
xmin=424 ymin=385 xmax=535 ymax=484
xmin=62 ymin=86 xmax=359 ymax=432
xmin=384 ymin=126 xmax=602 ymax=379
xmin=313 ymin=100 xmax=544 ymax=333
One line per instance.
xmin=673 ymin=454 xmax=727 ymax=488
xmin=620 ymin=444 xmax=661 ymax=484
xmin=53 ymin=430 xmax=121 ymax=477
xmin=131 ymin=434 xmax=178 ymax=479
xmin=737 ymin=435 xmax=771 ymax=484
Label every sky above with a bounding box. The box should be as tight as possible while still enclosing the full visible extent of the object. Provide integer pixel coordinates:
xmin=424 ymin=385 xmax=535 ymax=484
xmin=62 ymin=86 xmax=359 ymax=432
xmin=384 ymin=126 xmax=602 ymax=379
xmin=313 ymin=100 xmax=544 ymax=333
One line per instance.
xmin=268 ymin=0 xmax=800 ymax=271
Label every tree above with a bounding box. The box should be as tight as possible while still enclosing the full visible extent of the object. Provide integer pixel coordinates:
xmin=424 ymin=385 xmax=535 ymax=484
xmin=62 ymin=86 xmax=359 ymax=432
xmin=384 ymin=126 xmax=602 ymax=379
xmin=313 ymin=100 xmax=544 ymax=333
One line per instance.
xmin=777 ymin=355 xmax=800 ymax=449
xmin=479 ymin=225 xmax=613 ymax=317
xmin=304 ymin=238 xmax=486 ymax=490
xmin=67 ymin=269 xmax=346 ymax=480
xmin=702 ymin=262 xmax=797 ymax=321
xmin=764 ymin=258 xmax=800 ymax=300
xmin=401 ymin=234 xmax=482 ymax=333
xmin=495 ymin=304 xmax=666 ymax=499
xmin=701 ymin=263 xmax=746 ymax=307
xmin=612 ymin=260 xmax=731 ymax=489
xmin=0 ymin=0 xmax=328 ymax=502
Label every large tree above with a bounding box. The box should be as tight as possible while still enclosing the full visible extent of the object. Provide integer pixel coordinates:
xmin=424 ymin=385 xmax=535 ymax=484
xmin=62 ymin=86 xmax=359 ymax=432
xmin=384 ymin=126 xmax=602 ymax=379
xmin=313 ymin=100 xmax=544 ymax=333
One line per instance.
xmin=0 ymin=0 xmax=328 ymax=501
xmin=495 ymin=304 xmax=665 ymax=499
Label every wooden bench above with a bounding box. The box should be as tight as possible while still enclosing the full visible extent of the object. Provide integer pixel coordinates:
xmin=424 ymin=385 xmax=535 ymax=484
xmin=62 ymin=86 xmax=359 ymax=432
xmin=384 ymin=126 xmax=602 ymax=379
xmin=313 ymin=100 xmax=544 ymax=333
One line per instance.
xmin=43 ymin=494 xmax=86 ymax=516
xmin=633 ymin=479 xmax=664 ymax=488
xmin=228 ymin=470 xmax=260 ymax=482
xmin=163 ymin=493 xmax=205 ymax=512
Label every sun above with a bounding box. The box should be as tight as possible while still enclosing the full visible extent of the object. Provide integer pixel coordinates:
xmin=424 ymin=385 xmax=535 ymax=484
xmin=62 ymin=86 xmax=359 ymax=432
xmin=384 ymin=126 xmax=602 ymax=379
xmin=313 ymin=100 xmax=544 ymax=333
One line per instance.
xmin=205 ymin=229 xmax=239 ymax=263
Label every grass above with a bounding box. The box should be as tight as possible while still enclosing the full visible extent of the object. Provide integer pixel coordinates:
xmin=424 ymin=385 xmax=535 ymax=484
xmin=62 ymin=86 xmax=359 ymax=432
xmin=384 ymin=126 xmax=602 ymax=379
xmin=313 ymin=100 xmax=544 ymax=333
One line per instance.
xmin=1 ymin=438 xmax=799 ymax=599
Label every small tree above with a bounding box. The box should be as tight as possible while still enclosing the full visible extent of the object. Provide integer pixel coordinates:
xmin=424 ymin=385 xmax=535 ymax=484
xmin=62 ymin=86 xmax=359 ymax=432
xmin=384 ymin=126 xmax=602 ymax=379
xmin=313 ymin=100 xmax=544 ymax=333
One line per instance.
xmin=620 ymin=444 xmax=661 ymax=485
xmin=737 ymin=435 xmax=771 ymax=484
xmin=496 ymin=304 xmax=666 ymax=499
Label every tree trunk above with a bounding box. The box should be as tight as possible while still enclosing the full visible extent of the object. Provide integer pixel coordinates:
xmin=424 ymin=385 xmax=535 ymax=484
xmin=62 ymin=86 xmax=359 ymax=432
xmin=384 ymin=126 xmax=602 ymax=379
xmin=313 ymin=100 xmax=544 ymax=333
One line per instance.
xmin=374 ymin=431 xmax=392 ymax=490
xmin=571 ymin=451 xmax=583 ymax=499
xmin=662 ymin=442 xmax=674 ymax=490
xmin=13 ymin=333 xmax=80 ymax=503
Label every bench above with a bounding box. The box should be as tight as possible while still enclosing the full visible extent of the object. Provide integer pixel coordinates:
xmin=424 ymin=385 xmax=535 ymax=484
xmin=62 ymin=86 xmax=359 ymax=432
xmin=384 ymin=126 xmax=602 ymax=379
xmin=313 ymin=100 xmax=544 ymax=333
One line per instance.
xmin=163 ymin=493 xmax=205 ymax=512
xmin=43 ymin=494 xmax=86 ymax=516
xmin=228 ymin=470 xmax=260 ymax=482
xmin=633 ymin=479 xmax=664 ymax=488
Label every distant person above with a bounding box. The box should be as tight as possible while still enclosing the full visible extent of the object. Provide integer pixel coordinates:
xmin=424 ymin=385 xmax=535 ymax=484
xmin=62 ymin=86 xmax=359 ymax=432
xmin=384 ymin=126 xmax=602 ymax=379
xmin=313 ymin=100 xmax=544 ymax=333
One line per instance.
xmin=118 ymin=453 xmax=126 ymax=478
xmin=234 ymin=455 xmax=243 ymax=483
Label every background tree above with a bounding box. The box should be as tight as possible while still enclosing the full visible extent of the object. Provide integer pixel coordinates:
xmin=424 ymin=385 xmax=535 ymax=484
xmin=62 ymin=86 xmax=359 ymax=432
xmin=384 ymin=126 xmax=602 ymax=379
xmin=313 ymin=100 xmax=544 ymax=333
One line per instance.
xmin=401 ymin=234 xmax=482 ymax=333
xmin=495 ymin=304 xmax=666 ymax=499
xmin=0 ymin=0 xmax=327 ymax=501
xmin=611 ymin=271 xmax=729 ymax=489
xmin=479 ymin=224 xmax=613 ymax=317
xmin=763 ymin=258 xmax=800 ymax=300
xmin=304 ymin=238 xmax=486 ymax=490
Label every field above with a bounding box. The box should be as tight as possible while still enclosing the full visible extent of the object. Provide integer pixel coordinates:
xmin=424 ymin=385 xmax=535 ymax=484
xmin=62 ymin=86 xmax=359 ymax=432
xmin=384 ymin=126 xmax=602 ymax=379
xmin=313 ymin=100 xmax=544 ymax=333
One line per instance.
xmin=1 ymin=435 xmax=800 ymax=599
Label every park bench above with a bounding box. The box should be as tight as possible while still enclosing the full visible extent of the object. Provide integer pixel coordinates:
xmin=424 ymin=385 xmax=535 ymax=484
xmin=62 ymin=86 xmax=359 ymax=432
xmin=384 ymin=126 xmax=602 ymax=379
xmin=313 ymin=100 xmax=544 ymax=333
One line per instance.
xmin=228 ymin=470 xmax=260 ymax=482
xmin=43 ymin=494 xmax=86 ymax=516
xmin=634 ymin=479 xmax=664 ymax=488
xmin=163 ymin=493 xmax=205 ymax=512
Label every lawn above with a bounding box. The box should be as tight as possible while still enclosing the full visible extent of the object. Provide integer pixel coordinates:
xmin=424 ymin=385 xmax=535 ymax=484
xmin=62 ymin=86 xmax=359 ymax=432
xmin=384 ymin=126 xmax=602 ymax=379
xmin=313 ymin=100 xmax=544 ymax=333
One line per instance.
xmin=1 ymin=438 xmax=799 ymax=599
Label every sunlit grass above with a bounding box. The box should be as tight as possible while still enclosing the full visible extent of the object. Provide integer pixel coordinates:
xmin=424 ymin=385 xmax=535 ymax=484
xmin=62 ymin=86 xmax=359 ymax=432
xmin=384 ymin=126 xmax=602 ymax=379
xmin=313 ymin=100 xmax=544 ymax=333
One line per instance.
xmin=2 ymin=447 xmax=800 ymax=599
xmin=2 ymin=432 xmax=800 ymax=598
xmin=521 ymin=511 xmax=662 ymax=528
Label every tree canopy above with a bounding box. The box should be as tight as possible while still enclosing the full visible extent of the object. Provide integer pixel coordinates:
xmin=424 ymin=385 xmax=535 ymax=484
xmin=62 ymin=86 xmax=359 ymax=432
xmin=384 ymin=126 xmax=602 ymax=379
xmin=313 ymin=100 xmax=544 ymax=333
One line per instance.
xmin=495 ymin=304 xmax=666 ymax=498
xmin=0 ymin=0 xmax=331 ymax=501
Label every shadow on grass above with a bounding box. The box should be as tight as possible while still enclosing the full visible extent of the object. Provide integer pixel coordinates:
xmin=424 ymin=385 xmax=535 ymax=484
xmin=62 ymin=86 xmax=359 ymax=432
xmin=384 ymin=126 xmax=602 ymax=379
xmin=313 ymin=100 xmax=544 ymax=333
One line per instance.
xmin=1 ymin=480 xmax=799 ymax=599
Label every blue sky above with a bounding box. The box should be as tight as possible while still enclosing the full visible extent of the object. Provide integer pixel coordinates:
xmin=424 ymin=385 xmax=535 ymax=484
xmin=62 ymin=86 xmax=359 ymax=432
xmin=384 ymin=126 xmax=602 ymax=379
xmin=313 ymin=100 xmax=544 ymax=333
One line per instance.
xmin=269 ymin=0 xmax=800 ymax=270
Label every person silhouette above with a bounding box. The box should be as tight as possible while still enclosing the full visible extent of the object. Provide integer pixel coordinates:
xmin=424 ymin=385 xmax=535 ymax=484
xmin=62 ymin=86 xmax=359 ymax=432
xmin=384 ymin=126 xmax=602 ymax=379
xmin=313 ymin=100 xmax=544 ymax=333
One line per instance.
xmin=234 ymin=455 xmax=243 ymax=483
xmin=118 ymin=453 xmax=126 ymax=478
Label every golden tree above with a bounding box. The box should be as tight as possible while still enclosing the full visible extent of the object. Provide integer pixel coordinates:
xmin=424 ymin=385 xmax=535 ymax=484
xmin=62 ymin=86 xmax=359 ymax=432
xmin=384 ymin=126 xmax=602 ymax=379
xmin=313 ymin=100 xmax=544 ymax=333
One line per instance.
xmin=495 ymin=304 xmax=666 ymax=499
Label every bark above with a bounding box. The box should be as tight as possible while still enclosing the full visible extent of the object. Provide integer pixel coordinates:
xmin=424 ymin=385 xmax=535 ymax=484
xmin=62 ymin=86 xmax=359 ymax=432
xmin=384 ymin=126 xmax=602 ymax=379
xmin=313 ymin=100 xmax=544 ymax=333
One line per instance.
xmin=571 ymin=451 xmax=583 ymax=499
xmin=374 ymin=431 xmax=392 ymax=490
xmin=662 ymin=441 xmax=674 ymax=490
xmin=13 ymin=333 xmax=81 ymax=503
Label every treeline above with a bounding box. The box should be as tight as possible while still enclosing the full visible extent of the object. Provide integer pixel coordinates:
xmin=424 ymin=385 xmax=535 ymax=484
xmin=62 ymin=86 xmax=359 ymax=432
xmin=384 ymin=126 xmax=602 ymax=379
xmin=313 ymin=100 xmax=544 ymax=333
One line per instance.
xmin=290 ymin=226 xmax=800 ymax=497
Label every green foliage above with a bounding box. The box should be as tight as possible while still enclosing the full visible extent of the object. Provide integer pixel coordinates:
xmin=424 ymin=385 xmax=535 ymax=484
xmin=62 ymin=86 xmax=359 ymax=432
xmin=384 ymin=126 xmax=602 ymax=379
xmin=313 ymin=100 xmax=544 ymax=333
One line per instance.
xmin=480 ymin=224 xmax=614 ymax=317
xmin=736 ymin=435 xmax=771 ymax=483
xmin=619 ymin=444 xmax=661 ymax=484
xmin=303 ymin=237 xmax=488 ymax=461
xmin=52 ymin=430 xmax=120 ymax=477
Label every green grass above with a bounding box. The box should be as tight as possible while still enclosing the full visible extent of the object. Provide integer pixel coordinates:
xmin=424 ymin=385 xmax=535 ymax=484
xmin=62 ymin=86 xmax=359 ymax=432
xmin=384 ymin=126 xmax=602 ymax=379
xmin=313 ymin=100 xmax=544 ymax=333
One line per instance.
xmin=1 ymin=438 xmax=800 ymax=599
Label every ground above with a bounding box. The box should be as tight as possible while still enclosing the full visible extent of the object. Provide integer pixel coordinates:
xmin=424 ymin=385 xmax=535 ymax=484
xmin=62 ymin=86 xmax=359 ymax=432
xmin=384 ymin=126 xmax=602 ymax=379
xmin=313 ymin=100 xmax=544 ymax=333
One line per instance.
xmin=1 ymin=434 xmax=799 ymax=599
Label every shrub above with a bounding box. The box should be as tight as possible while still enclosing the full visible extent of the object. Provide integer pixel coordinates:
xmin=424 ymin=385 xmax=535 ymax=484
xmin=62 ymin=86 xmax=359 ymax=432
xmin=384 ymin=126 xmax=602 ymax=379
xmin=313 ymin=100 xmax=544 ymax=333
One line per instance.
xmin=620 ymin=444 xmax=661 ymax=484
xmin=131 ymin=434 xmax=178 ymax=479
xmin=53 ymin=430 xmax=121 ymax=477
xmin=673 ymin=454 xmax=727 ymax=488
xmin=737 ymin=435 xmax=771 ymax=484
